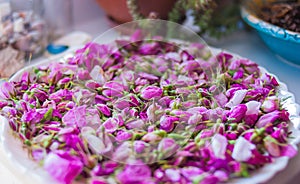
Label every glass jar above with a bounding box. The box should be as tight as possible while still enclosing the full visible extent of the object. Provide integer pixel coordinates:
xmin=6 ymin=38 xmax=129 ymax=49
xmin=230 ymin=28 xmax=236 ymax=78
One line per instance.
xmin=2 ymin=0 xmax=48 ymax=58
xmin=0 ymin=0 xmax=47 ymax=77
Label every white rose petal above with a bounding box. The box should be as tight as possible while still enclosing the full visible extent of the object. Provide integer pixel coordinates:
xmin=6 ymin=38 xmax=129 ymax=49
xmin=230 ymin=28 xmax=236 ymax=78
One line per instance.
xmin=225 ymin=89 xmax=248 ymax=108
xmin=212 ymin=134 xmax=228 ymax=159
xmin=90 ymin=65 xmax=106 ymax=84
xmin=165 ymin=169 xmax=181 ymax=182
xmin=246 ymin=101 xmax=261 ymax=115
xmin=232 ymin=136 xmax=255 ymax=162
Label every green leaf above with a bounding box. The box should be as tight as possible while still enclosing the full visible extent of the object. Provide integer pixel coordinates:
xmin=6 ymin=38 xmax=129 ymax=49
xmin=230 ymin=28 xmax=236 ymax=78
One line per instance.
xmin=193 ymin=174 xmax=205 ymax=184
xmin=24 ymin=139 xmax=31 ymax=146
xmin=168 ymin=133 xmax=186 ymax=140
xmin=154 ymin=130 xmax=167 ymax=137
xmin=42 ymin=107 xmax=53 ymax=122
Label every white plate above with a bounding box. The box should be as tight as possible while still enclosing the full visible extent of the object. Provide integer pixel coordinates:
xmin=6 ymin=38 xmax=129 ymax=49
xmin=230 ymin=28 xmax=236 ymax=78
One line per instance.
xmin=0 ymin=47 xmax=300 ymax=184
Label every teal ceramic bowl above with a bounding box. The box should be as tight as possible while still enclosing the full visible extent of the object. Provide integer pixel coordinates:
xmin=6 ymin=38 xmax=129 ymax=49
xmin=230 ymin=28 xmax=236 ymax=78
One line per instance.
xmin=241 ymin=1 xmax=300 ymax=65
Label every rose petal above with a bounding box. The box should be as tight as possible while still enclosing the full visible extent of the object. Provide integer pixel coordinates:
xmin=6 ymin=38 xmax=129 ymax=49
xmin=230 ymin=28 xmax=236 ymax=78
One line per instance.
xmin=44 ymin=151 xmax=83 ymax=184
xmin=232 ymin=136 xmax=255 ymax=162
xmin=225 ymin=89 xmax=248 ymax=108
xmin=211 ymin=134 xmax=228 ymax=159
xmin=141 ymin=86 xmax=163 ymax=100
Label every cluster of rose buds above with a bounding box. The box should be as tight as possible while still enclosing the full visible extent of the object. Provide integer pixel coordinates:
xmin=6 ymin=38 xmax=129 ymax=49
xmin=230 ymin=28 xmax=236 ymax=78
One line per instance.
xmin=0 ymin=31 xmax=296 ymax=184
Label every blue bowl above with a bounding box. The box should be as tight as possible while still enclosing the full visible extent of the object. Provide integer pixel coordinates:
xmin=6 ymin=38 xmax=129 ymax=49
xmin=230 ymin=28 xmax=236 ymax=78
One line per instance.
xmin=241 ymin=2 xmax=300 ymax=65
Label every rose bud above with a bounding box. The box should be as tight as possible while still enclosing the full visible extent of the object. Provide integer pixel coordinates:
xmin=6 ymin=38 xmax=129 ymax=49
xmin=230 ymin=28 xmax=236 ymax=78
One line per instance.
xmin=141 ymin=86 xmax=163 ymax=100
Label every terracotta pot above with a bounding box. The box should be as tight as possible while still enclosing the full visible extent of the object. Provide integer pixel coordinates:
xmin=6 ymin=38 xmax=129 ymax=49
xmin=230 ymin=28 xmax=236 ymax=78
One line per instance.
xmin=95 ymin=0 xmax=177 ymax=24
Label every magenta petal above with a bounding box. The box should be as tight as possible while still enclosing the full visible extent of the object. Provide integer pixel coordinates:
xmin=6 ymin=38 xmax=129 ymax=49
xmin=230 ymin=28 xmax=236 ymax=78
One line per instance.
xmin=116 ymin=130 xmax=132 ymax=142
xmin=0 ymin=101 xmax=8 ymax=109
xmin=201 ymin=175 xmax=219 ymax=184
xmin=2 ymin=107 xmax=17 ymax=117
xmin=158 ymin=96 xmax=172 ymax=107
xmin=49 ymin=89 xmax=73 ymax=103
xmin=85 ymin=81 xmax=101 ymax=90
xmin=134 ymin=141 xmax=147 ymax=153
xmin=244 ymin=114 xmax=258 ymax=126
xmin=140 ymin=111 xmax=148 ymax=120
xmin=247 ymin=149 xmax=272 ymax=165
xmin=103 ymin=81 xmax=126 ymax=91
xmin=171 ymin=110 xmax=192 ymax=122
xmin=113 ymin=99 xmax=131 ymax=110
xmin=226 ymin=87 xmax=244 ymax=98
xmin=281 ymin=144 xmax=297 ymax=158
xmin=32 ymin=88 xmax=48 ymax=102
xmin=20 ymin=71 xmax=31 ymax=83
xmin=135 ymin=78 xmax=150 ymax=86
xmin=138 ymin=72 xmax=159 ymax=80
xmin=188 ymin=113 xmax=202 ymax=125
xmin=62 ymin=106 xmax=87 ymax=127
xmin=102 ymin=89 xmax=123 ymax=97
xmin=262 ymin=73 xmax=279 ymax=87
xmin=256 ymin=110 xmax=281 ymax=128
xmin=228 ymin=104 xmax=247 ymax=123
xmin=142 ymin=132 xmax=163 ymax=142
xmin=126 ymin=119 xmax=145 ymax=130
xmin=214 ymin=93 xmax=228 ymax=108
xmin=158 ymin=138 xmax=179 ymax=156
xmin=57 ymin=77 xmax=71 ymax=86
xmin=78 ymin=69 xmax=91 ymax=80
xmin=141 ymin=86 xmax=163 ymax=100
xmin=21 ymin=110 xmax=43 ymax=124
xmin=117 ymin=160 xmax=151 ymax=184
xmin=232 ymin=69 xmax=244 ymax=80
xmin=228 ymin=59 xmax=241 ymax=70
xmin=280 ymin=110 xmax=290 ymax=121
xmin=181 ymin=167 xmax=203 ymax=180
xmin=0 ymin=82 xmax=15 ymax=99
xmin=129 ymin=108 xmax=138 ymax=117
xmin=44 ymin=151 xmax=83 ymax=184
xmin=159 ymin=115 xmax=178 ymax=132
xmin=139 ymin=42 xmax=159 ymax=55
xmin=96 ymin=104 xmax=111 ymax=117
xmin=130 ymin=95 xmax=140 ymax=106
xmin=130 ymin=29 xmax=143 ymax=42
xmin=92 ymin=161 xmax=118 ymax=176
xmin=264 ymin=139 xmax=281 ymax=157
xmin=102 ymin=81 xmax=126 ymax=97
xmin=103 ymin=118 xmax=119 ymax=133
xmin=217 ymin=52 xmax=233 ymax=63
xmin=181 ymin=60 xmax=200 ymax=73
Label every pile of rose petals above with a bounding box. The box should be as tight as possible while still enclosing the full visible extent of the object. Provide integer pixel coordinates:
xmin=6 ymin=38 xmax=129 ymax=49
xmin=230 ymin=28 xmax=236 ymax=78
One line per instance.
xmin=0 ymin=32 xmax=297 ymax=184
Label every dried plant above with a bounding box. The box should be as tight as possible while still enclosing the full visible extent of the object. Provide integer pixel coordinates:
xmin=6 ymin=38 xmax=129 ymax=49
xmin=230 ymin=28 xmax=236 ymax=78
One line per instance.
xmin=127 ymin=0 xmax=242 ymax=38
